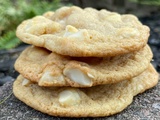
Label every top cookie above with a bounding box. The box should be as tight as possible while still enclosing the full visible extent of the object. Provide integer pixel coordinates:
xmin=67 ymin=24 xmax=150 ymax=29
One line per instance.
xmin=16 ymin=6 xmax=150 ymax=57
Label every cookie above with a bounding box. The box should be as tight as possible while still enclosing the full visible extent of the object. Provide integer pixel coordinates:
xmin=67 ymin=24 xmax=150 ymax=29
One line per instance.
xmin=43 ymin=11 xmax=54 ymax=19
xmin=13 ymin=64 xmax=159 ymax=117
xmin=14 ymin=45 xmax=152 ymax=87
xmin=16 ymin=6 xmax=149 ymax=57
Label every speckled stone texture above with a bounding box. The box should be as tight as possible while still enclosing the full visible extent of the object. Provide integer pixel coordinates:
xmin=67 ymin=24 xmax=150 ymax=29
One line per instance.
xmin=0 ymin=76 xmax=160 ymax=120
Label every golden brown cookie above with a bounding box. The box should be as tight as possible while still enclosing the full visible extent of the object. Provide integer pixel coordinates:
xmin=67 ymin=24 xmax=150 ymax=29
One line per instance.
xmin=14 ymin=45 xmax=152 ymax=87
xmin=43 ymin=11 xmax=54 ymax=19
xmin=16 ymin=6 xmax=149 ymax=57
xmin=13 ymin=64 xmax=159 ymax=117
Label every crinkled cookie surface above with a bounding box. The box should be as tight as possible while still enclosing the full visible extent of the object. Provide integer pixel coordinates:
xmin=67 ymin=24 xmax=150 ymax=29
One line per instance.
xmin=14 ymin=45 xmax=152 ymax=87
xmin=16 ymin=6 xmax=150 ymax=57
xmin=13 ymin=64 xmax=159 ymax=117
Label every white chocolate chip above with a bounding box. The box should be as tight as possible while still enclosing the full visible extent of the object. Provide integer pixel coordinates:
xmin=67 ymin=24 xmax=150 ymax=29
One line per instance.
xmin=59 ymin=89 xmax=81 ymax=107
xmin=63 ymin=68 xmax=92 ymax=86
xmin=63 ymin=25 xmax=87 ymax=40
xmin=65 ymin=30 xmax=84 ymax=38
xmin=22 ymin=79 xmax=31 ymax=86
xmin=87 ymin=73 xmax=94 ymax=78
xmin=59 ymin=20 xmax=66 ymax=25
xmin=39 ymin=72 xmax=64 ymax=85
xmin=65 ymin=25 xmax=78 ymax=33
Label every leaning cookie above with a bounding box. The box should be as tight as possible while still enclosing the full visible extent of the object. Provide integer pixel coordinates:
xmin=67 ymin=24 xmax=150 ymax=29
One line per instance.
xmin=16 ymin=6 xmax=149 ymax=57
xmin=14 ymin=45 xmax=152 ymax=87
xmin=13 ymin=64 xmax=159 ymax=117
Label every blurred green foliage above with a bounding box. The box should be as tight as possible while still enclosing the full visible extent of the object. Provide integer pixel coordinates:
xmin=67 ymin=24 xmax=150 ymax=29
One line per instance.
xmin=129 ymin=0 xmax=160 ymax=5
xmin=0 ymin=0 xmax=64 ymax=49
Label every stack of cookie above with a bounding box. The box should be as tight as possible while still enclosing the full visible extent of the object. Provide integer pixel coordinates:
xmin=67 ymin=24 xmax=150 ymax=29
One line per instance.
xmin=13 ymin=6 xmax=159 ymax=117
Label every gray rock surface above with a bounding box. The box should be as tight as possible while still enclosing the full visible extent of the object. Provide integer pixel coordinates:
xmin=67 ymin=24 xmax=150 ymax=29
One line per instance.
xmin=0 ymin=77 xmax=160 ymax=120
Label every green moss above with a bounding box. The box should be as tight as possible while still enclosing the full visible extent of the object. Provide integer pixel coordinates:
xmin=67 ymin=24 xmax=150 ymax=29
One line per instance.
xmin=0 ymin=0 xmax=67 ymax=49
xmin=0 ymin=30 xmax=21 ymax=49
xmin=129 ymin=0 xmax=160 ymax=6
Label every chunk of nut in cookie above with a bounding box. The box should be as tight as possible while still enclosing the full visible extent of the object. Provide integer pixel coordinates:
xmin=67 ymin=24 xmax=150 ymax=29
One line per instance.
xmin=59 ymin=89 xmax=81 ymax=107
xmin=22 ymin=78 xmax=31 ymax=86
xmin=63 ymin=25 xmax=87 ymax=40
xmin=63 ymin=68 xmax=93 ymax=86
xmin=39 ymin=71 xmax=64 ymax=85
